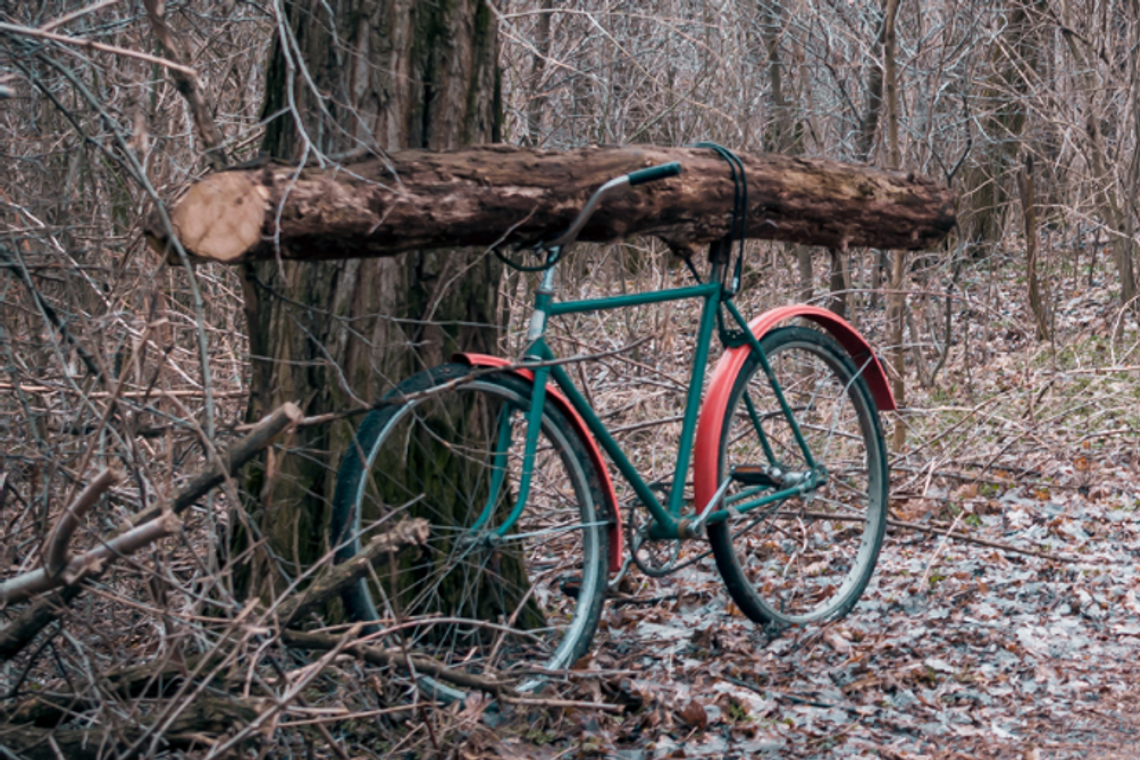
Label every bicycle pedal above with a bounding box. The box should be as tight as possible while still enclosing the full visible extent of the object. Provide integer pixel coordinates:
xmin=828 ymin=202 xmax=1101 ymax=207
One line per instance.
xmin=730 ymin=464 xmax=780 ymax=487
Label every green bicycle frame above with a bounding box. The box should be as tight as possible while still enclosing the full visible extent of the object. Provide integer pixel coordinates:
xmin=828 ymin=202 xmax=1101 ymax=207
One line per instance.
xmin=488 ymin=255 xmax=821 ymax=541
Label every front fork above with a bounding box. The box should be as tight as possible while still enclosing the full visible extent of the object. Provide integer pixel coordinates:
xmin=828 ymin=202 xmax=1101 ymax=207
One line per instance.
xmin=472 ymin=261 xmax=559 ymax=540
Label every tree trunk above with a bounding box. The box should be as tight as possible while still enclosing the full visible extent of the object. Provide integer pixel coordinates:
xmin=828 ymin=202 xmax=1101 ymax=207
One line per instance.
xmin=146 ymin=146 xmax=957 ymax=265
xmin=1084 ymin=115 xmax=1138 ymax=309
xmin=1018 ymin=154 xmax=1050 ymax=340
xmin=1057 ymin=0 xmax=1138 ymax=309
xmin=828 ymin=247 xmax=849 ymax=318
xmin=237 ymin=0 xmax=501 ymax=592
xmin=760 ymin=0 xmax=801 ymax=155
xmin=958 ymin=0 xmax=1040 ymax=256
xmin=524 ymin=0 xmax=554 ymax=147
xmin=882 ymin=0 xmax=908 ymax=452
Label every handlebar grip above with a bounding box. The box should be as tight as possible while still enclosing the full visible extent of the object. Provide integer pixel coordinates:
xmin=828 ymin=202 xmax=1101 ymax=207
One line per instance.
xmin=627 ymin=162 xmax=683 ymax=186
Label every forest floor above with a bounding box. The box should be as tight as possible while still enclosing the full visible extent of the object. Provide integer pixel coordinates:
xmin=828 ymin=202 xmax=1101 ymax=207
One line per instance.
xmin=7 ymin=250 xmax=1140 ymax=760
xmin=455 ymin=472 xmax=1140 ymax=759
xmin=448 ymin=261 xmax=1140 ymax=759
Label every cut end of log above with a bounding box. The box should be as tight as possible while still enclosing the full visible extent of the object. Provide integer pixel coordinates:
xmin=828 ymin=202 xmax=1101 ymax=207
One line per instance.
xmin=155 ymin=171 xmax=268 ymax=264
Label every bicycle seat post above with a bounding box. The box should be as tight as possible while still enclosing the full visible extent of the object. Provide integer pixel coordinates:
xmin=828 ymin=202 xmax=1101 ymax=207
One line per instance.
xmin=524 ymin=247 xmax=560 ymax=360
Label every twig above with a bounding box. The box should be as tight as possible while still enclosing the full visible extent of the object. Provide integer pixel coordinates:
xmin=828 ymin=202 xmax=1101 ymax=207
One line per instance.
xmin=0 ymin=21 xmax=197 ymax=77
xmin=0 ymin=245 xmax=103 ymax=379
xmin=0 ymin=512 xmax=181 ymax=607
xmin=721 ymin=675 xmax=854 ymax=712
xmin=0 ymin=384 xmax=248 ymax=400
xmin=40 ymin=0 xmax=121 ymax=32
xmin=0 ymin=404 xmax=301 ymax=660
xmin=886 ymin=516 xmax=1082 ymax=563
xmin=127 ymin=402 xmax=302 ymax=528
xmin=142 ymin=0 xmax=228 ymax=170
xmin=919 ymin=509 xmax=965 ymax=587
xmin=202 ymin=627 xmax=362 ymax=760
xmin=275 ymin=518 xmax=429 ymax=626
xmin=0 ymin=587 xmax=81 ymax=661
xmin=280 ymin=629 xmax=509 ymax=695
xmin=287 ymin=340 xmax=653 ymax=428
xmin=43 ymin=468 xmax=123 ymax=578
xmin=0 ymin=691 xmax=263 ymax=758
xmin=500 ymin=695 xmax=624 ymax=713
xmin=784 ymin=510 xmax=1084 ymax=563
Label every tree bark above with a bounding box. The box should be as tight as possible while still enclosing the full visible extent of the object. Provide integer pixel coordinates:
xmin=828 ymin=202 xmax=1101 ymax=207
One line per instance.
xmin=146 ymin=145 xmax=956 ymax=265
xmin=234 ymin=0 xmax=502 ymax=591
xmin=1018 ymin=154 xmax=1050 ymax=340
xmin=882 ymin=0 xmax=908 ymax=452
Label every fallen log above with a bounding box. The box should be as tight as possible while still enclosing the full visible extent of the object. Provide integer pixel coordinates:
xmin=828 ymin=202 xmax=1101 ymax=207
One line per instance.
xmin=145 ymin=144 xmax=956 ymax=264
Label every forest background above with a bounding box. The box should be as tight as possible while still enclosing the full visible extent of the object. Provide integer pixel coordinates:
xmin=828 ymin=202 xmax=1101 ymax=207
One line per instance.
xmin=3 ymin=0 xmax=1140 ymax=758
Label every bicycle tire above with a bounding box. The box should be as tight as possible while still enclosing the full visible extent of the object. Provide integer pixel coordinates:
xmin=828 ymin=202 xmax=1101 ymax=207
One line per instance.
xmin=331 ymin=363 xmax=609 ymax=703
xmin=707 ymin=326 xmax=888 ymax=627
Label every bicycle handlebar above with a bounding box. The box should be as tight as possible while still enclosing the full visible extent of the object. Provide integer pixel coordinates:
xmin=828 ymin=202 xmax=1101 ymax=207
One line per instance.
xmin=628 ymin=161 xmax=682 ymax=186
xmin=543 ymin=162 xmax=683 ymax=249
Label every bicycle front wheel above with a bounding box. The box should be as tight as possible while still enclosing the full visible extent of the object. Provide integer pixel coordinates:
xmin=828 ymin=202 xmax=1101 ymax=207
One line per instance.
xmin=331 ymin=364 xmax=609 ymax=703
xmin=707 ymin=326 xmax=888 ymax=627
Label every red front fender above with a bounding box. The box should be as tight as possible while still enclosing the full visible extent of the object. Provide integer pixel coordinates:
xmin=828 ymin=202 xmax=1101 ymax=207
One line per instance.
xmin=452 ymin=353 xmax=623 ymax=574
xmin=693 ymin=305 xmax=895 ymax=513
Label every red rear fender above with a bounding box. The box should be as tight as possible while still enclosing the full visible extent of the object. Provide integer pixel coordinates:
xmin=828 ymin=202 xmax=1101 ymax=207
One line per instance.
xmin=693 ymin=306 xmax=894 ymax=512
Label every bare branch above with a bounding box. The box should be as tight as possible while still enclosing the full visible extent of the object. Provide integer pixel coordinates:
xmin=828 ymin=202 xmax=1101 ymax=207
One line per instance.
xmin=142 ymin=0 xmax=229 ymax=170
xmin=0 ymin=513 xmax=181 ymax=607
xmin=43 ymin=468 xmax=123 ymax=579
xmin=0 ymin=21 xmax=198 ymax=78
xmin=126 ymin=402 xmax=303 ymax=529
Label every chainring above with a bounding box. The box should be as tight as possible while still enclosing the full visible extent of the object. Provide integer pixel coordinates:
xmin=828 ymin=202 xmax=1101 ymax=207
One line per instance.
xmin=626 ymin=496 xmax=682 ymax=578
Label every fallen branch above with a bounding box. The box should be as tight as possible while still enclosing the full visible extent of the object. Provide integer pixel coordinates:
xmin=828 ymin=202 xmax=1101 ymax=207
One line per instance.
xmin=1 ymin=651 xmax=225 ymax=726
xmin=44 ymin=468 xmax=122 ymax=579
xmin=0 ymin=512 xmax=181 ymax=608
xmin=0 ymin=587 xmax=80 ymax=660
xmin=0 ymin=692 xmax=264 ymax=760
xmin=886 ymin=516 xmax=1082 ymax=563
xmin=0 ymin=403 xmax=302 ymax=660
xmin=275 ymin=518 xmax=430 ymax=626
xmin=128 ymin=401 xmax=303 ymax=528
xmin=500 ymin=695 xmax=624 ymax=713
xmin=281 ymin=629 xmax=508 ymax=696
xmin=798 ymin=510 xmax=1083 ymax=563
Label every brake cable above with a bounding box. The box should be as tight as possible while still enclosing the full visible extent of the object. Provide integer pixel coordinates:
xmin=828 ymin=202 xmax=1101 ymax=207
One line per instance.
xmin=693 ymin=141 xmax=748 ymax=295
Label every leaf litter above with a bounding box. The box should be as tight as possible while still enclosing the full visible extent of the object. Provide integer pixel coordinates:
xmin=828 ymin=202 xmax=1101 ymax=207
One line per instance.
xmin=460 ymin=264 xmax=1140 ymax=759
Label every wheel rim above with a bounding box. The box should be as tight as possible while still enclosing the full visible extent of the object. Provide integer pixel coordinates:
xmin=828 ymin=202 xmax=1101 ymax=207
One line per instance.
xmin=717 ymin=330 xmax=886 ymax=624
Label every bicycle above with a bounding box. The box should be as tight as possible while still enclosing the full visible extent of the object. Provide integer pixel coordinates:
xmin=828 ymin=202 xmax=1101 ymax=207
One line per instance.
xmin=330 ymin=154 xmax=895 ymax=703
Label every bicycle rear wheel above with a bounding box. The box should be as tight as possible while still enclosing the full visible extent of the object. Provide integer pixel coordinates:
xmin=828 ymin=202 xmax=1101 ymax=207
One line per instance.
xmin=707 ymin=326 xmax=888 ymax=627
xmin=331 ymin=364 xmax=609 ymax=703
